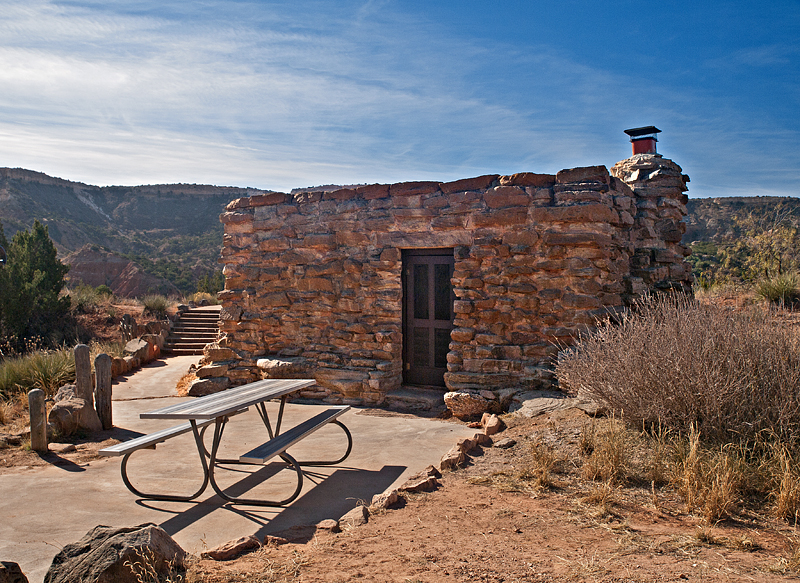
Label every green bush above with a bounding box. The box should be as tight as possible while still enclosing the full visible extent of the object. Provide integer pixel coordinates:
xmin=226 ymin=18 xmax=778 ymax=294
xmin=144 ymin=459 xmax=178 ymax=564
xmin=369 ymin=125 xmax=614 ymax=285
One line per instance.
xmin=556 ymin=294 xmax=800 ymax=444
xmin=0 ymin=220 xmax=72 ymax=352
xmin=141 ymin=294 xmax=169 ymax=318
xmin=756 ymin=273 xmax=800 ymax=305
xmin=0 ymin=348 xmax=75 ymax=399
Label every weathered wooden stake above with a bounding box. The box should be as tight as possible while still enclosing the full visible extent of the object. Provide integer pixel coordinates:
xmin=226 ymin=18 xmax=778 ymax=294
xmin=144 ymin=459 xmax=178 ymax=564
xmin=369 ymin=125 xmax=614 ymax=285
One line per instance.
xmin=74 ymin=344 xmax=93 ymax=406
xmin=94 ymin=353 xmax=113 ymax=430
xmin=28 ymin=388 xmax=47 ymax=453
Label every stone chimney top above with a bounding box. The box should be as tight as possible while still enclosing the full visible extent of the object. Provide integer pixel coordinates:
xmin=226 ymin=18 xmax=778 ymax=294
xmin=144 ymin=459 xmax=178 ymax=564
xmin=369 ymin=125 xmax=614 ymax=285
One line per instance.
xmin=624 ymin=126 xmax=661 ymax=155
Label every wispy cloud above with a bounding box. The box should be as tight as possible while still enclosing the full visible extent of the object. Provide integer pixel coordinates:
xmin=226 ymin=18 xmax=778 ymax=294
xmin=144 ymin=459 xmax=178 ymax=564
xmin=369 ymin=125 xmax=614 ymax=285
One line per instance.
xmin=0 ymin=0 xmax=797 ymax=199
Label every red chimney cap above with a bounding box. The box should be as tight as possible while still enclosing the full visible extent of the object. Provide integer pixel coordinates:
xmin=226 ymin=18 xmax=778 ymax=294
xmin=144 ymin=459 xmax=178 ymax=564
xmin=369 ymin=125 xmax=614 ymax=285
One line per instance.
xmin=624 ymin=126 xmax=661 ymax=141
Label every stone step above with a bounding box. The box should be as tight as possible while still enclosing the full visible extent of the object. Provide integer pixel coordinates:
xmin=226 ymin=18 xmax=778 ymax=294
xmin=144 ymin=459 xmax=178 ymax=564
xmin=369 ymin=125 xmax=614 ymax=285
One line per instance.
xmin=384 ymin=387 xmax=447 ymax=413
xmin=163 ymin=347 xmax=206 ymax=355
xmin=170 ymin=326 xmax=218 ymax=334
xmin=163 ymin=307 xmax=221 ymax=356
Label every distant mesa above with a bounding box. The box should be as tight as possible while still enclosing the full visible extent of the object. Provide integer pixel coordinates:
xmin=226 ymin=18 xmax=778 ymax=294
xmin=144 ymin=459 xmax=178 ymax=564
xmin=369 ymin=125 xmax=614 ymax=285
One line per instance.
xmin=64 ymin=245 xmax=180 ymax=298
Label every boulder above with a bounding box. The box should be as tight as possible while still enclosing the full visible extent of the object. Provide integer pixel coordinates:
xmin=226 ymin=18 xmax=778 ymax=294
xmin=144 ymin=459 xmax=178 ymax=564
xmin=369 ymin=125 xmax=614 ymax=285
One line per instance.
xmin=187 ymin=377 xmax=230 ymax=396
xmin=370 ymin=489 xmax=400 ymax=511
xmin=256 ymin=357 xmax=310 ymax=379
xmin=444 ymin=391 xmax=489 ymax=419
xmin=440 ymin=445 xmax=466 ymax=471
xmin=316 ymin=519 xmax=340 ymax=533
xmin=0 ymin=562 xmax=28 ymax=583
xmin=201 ymin=535 xmax=260 ymax=561
xmin=44 ymin=523 xmax=186 ymax=583
xmin=123 ymin=339 xmax=151 ymax=361
xmin=481 ymin=413 xmax=505 ymax=436
xmin=399 ymin=465 xmax=442 ymax=493
xmin=340 ymin=505 xmax=369 ymax=528
xmin=509 ymin=389 xmax=605 ymax=418
xmin=48 ymin=385 xmax=102 ymax=437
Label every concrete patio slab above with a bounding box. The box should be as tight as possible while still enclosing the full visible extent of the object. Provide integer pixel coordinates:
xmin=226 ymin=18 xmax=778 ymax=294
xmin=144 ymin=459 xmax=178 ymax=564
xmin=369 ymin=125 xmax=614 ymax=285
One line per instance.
xmin=0 ymin=356 xmax=475 ymax=583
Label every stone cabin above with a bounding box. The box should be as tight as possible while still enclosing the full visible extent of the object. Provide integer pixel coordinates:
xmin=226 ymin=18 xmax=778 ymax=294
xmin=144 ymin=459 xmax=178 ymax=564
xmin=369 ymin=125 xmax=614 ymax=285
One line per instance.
xmin=196 ymin=150 xmax=692 ymax=408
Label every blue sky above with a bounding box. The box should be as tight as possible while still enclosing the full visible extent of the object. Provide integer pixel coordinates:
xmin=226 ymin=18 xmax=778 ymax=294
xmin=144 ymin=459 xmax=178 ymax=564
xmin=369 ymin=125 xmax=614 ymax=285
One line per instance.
xmin=0 ymin=0 xmax=798 ymax=197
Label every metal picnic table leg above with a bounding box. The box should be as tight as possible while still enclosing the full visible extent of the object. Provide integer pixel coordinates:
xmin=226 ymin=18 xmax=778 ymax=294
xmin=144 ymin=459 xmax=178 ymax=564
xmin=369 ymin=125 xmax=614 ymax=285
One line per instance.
xmin=119 ymin=420 xmax=211 ymax=502
xmin=206 ymin=413 xmax=305 ymax=507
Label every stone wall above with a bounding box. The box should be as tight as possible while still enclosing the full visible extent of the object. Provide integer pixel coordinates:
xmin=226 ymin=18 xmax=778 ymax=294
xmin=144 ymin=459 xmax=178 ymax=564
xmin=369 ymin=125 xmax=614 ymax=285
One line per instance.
xmin=199 ymin=153 xmax=691 ymax=406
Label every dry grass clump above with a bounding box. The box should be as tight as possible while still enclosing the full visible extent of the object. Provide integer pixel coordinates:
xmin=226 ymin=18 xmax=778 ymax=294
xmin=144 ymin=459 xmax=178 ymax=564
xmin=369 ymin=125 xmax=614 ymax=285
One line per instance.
xmin=467 ymin=437 xmax=561 ymax=493
xmin=580 ymin=417 xmax=628 ymax=484
xmin=0 ymin=346 xmax=75 ymax=399
xmin=557 ymin=294 xmax=800 ymax=444
xmin=517 ymin=439 xmax=559 ymax=490
xmin=667 ymin=426 xmax=746 ymax=522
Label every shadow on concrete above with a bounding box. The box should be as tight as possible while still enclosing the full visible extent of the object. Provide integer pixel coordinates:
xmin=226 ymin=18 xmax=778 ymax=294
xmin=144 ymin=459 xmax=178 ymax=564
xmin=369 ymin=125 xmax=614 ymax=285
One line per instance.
xmin=40 ymin=453 xmax=86 ymax=472
xmin=150 ymin=464 xmax=405 ymax=540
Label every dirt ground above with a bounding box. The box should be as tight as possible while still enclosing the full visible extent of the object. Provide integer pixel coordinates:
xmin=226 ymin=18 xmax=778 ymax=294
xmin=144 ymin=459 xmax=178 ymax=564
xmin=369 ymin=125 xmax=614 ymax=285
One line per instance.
xmin=186 ymin=408 xmax=800 ymax=583
xmin=4 ymin=297 xmax=800 ymax=581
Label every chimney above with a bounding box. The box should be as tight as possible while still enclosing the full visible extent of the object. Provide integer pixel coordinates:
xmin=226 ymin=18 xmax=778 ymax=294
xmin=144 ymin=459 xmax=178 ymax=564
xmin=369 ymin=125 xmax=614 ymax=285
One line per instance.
xmin=624 ymin=126 xmax=661 ymax=155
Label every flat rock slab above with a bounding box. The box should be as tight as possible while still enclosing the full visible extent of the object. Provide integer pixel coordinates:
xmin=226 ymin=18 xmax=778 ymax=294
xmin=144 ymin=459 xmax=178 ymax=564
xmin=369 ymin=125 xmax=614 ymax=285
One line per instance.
xmin=510 ymin=390 xmax=604 ymax=418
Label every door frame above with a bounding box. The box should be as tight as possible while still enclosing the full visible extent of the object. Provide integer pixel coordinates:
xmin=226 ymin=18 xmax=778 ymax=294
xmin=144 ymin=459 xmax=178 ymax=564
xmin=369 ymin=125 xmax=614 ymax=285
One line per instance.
xmin=401 ymin=248 xmax=455 ymax=387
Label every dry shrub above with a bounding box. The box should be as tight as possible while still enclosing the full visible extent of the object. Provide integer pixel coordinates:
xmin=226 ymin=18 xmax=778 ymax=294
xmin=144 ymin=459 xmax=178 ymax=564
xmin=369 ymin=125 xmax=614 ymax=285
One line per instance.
xmin=581 ymin=417 xmax=627 ymax=485
xmin=557 ymin=294 xmax=800 ymax=444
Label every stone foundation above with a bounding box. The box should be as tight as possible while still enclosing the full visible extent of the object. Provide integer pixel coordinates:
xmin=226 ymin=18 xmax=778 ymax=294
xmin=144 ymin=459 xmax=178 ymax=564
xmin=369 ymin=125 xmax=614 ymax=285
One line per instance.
xmin=199 ymin=154 xmax=691 ymax=406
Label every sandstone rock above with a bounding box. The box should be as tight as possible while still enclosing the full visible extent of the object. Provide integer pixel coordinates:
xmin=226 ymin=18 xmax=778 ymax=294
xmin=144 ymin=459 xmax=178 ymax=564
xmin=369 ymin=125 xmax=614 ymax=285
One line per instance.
xmin=0 ymin=562 xmax=28 ymax=583
xmin=440 ymin=445 xmax=466 ymax=471
xmin=187 ymin=377 xmax=230 ymax=397
xmin=509 ymin=390 xmax=576 ymax=417
xmin=444 ymin=391 xmax=489 ymax=420
xmin=481 ymin=413 xmax=505 ymax=436
xmin=494 ymin=437 xmax=517 ymax=449
xmin=140 ymin=334 xmax=163 ymax=352
xmin=48 ymin=385 xmax=102 ymax=437
xmin=340 ymin=505 xmax=369 ymax=528
xmin=111 ymin=357 xmax=127 ymax=377
xmin=123 ymin=339 xmax=151 ymax=361
xmin=201 ymin=535 xmax=260 ymax=561
xmin=44 ymin=523 xmax=186 ymax=583
xmin=196 ymin=364 xmax=229 ymax=379
xmin=256 ymin=357 xmax=310 ymax=379
xmin=456 ymin=436 xmax=479 ymax=453
xmin=474 ymin=432 xmax=493 ymax=447
xmin=370 ymin=489 xmax=400 ymax=510
xmin=203 ymin=344 xmax=237 ymax=361
xmin=399 ymin=466 xmax=442 ymax=493
xmin=316 ymin=519 xmax=340 ymax=532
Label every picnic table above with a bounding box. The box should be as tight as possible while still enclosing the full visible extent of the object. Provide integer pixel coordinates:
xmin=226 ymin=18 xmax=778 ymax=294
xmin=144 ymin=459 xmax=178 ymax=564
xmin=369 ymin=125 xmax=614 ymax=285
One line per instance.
xmin=100 ymin=378 xmax=352 ymax=506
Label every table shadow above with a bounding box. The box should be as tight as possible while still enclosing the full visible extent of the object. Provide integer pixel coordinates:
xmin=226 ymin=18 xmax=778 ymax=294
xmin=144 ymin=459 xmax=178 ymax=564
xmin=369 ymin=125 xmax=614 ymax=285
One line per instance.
xmin=154 ymin=464 xmax=405 ymax=539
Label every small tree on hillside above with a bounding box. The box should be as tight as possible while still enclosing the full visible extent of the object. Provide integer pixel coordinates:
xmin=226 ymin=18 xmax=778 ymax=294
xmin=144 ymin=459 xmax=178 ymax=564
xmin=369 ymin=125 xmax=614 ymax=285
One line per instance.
xmin=0 ymin=220 xmax=71 ymax=351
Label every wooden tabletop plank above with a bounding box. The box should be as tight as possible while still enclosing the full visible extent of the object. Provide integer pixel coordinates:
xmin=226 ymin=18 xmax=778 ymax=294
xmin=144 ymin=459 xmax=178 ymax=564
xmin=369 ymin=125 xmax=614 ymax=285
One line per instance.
xmin=141 ymin=379 xmax=316 ymax=420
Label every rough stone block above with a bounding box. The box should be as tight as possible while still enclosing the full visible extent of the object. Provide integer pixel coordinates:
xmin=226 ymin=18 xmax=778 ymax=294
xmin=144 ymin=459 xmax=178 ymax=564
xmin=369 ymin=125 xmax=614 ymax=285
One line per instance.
xmin=187 ymin=377 xmax=230 ymax=396
xmin=201 ymin=535 xmax=260 ymax=561
xmin=389 ymin=181 xmax=440 ymax=197
xmin=439 ymin=175 xmax=498 ymax=194
xmin=499 ymin=173 xmax=556 ymax=187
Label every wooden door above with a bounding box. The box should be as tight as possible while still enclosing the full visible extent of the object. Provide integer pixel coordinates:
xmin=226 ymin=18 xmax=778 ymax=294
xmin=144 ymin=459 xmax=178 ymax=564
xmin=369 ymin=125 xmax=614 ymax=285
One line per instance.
xmin=402 ymin=250 xmax=454 ymax=387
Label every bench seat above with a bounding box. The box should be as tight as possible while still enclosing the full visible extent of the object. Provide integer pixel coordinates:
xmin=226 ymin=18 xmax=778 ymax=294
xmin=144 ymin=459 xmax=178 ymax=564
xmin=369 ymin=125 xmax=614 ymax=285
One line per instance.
xmin=239 ymin=406 xmax=350 ymax=464
xmin=99 ymin=409 xmax=247 ymax=457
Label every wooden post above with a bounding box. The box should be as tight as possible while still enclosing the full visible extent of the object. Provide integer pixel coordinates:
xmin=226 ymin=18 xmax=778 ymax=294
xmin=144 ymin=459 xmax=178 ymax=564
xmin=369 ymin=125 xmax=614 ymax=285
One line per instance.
xmin=74 ymin=344 xmax=93 ymax=406
xmin=94 ymin=353 xmax=113 ymax=430
xmin=28 ymin=389 xmax=47 ymax=453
